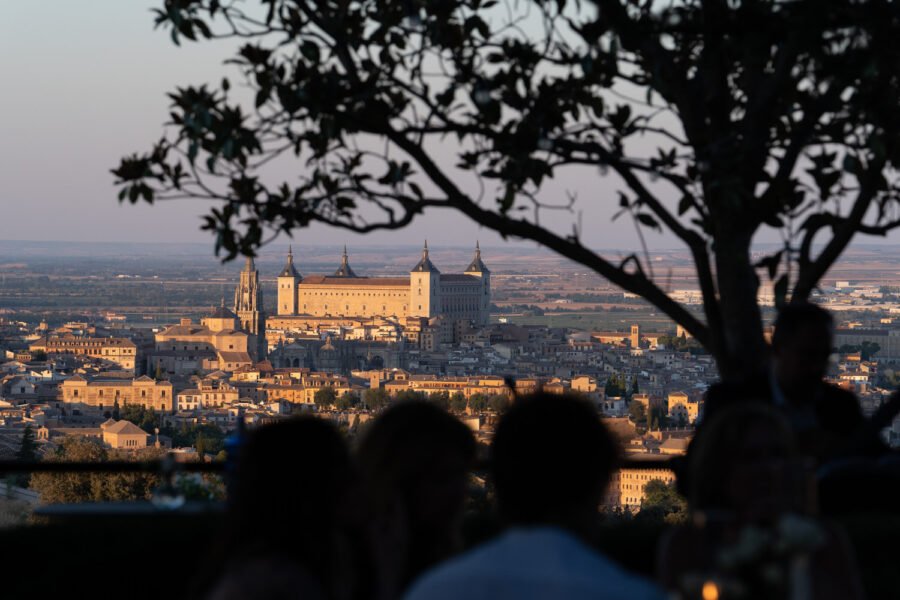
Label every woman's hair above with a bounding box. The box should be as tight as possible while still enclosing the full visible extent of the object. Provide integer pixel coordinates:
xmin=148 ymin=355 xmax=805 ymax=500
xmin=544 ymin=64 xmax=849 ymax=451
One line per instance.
xmin=356 ymin=400 xmax=476 ymax=513
xmin=687 ymin=403 xmax=795 ymax=511
xmin=227 ymin=417 xmax=355 ymax=589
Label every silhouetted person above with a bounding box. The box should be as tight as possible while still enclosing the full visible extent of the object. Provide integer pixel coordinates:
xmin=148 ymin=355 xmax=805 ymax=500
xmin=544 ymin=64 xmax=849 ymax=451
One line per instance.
xmin=704 ymin=303 xmax=876 ymax=462
xmin=404 ymin=393 xmax=665 ymax=600
xmin=659 ymin=404 xmax=864 ymax=600
xmin=203 ymin=417 xmax=357 ymax=600
xmin=357 ymin=401 xmax=477 ymax=600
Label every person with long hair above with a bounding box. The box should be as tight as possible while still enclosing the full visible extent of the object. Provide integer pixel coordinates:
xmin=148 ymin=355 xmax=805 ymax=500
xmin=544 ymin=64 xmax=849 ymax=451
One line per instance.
xmin=658 ymin=404 xmax=864 ymax=600
xmin=203 ymin=417 xmax=358 ymax=600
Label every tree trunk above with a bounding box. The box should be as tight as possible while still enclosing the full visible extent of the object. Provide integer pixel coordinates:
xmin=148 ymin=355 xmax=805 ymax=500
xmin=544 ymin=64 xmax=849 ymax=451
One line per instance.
xmin=712 ymin=229 xmax=770 ymax=382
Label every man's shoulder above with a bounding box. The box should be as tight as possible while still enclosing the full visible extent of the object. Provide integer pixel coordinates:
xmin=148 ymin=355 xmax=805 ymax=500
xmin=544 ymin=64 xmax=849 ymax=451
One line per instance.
xmin=404 ymin=528 xmax=665 ymax=600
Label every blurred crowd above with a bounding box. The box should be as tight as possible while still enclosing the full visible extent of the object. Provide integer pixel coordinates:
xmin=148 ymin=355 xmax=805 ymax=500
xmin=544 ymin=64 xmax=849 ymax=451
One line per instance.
xmin=198 ymin=302 xmax=892 ymax=600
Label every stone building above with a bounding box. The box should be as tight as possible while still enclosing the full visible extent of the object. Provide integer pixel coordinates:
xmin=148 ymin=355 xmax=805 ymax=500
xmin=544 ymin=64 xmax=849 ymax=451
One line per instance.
xmin=667 ymin=391 xmax=701 ymax=425
xmin=150 ymin=309 xmax=253 ymax=375
xmin=60 ymin=375 xmax=174 ymax=413
xmin=274 ymin=243 xmax=491 ymax=327
xmin=609 ymin=466 xmax=678 ymax=509
xmin=30 ymin=336 xmax=138 ymax=372
xmin=101 ymin=419 xmax=149 ymax=449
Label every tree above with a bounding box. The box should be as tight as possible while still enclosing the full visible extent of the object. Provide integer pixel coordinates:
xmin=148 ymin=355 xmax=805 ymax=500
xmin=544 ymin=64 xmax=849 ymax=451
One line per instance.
xmin=119 ymin=405 xmax=158 ymax=432
xmin=31 ymin=438 xmax=107 ymax=505
xmin=154 ymin=362 xmax=166 ymax=380
xmin=115 ymin=1 xmax=900 ymax=382
xmin=14 ymin=425 xmax=39 ymax=487
xmin=395 ymin=389 xmax=427 ymax=403
xmin=861 ymin=341 xmax=882 ymax=361
xmin=488 ymin=394 xmax=510 ymax=414
xmin=630 ymin=376 xmax=639 ymax=397
xmin=428 ymin=391 xmax=451 ymax=411
xmin=335 ymin=391 xmax=359 ymax=410
xmin=363 ymin=387 xmax=391 ymax=410
xmin=468 ymin=394 xmax=489 ymax=413
xmin=628 ymin=400 xmax=647 ymax=426
xmin=161 ymin=423 xmax=227 ymax=454
xmin=639 ymin=479 xmax=688 ymax=525
xmin=449 ymin=393 xmax=469 ymax=414
xmin=314 ymin=386 xmax=337 ymax=409
xmin=112 ymin=399 xmax=120 ymax=420
xmin=605 ymin=374 xmax=626 ymax=398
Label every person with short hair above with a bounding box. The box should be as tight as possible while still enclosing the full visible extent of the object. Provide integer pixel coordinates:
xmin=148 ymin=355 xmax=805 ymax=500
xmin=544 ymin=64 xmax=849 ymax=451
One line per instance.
xmin=403 ymin=393 xmax=665 ymax=600
xmin=703 ymin=302 xmax=875 ymax=462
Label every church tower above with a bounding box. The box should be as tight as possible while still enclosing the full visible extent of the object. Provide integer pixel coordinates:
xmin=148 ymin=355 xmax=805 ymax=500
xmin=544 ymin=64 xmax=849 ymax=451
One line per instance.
xmin=234 ymin=256 xmax=266 ymax=360
xmin=277 ymin=246 xmax=301 ymax=316
xmin=464 ymin=241 xmax=491 ymax=326
xmin=410 ymin=241 xmax=441 ymax=319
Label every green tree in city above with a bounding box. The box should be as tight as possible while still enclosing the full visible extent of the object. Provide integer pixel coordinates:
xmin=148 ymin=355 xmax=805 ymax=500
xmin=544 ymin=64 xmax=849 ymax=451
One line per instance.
xmin=112 ymin=400 xmax=120 ymax=420
xmin=639 ymin=479 xmax=688 ymax=525
xmin=630 ymin=376 xmax=640 ymax=397
xmin=335 ymin=391 xmax=359 ymax=411
xmin=314 ymin=386 xmax=337 ymax=409
xmin=428 ymin=391 xmax=451 ymax=411
xmin=488 ymin=394 xmax=510 ymax=414
xmin=449 ymin=393 xmax=469 ymax=414
xmin=31 ymin=437 xmax=106 ymax=504
xmin=363 ymin=387 xmax=391 ymax=411
xmin=604 ymin=375 xmax=626 ymax=398
xmin=119 ymin=405 xmax=159 ymax=432
xmin=468 ymin=394 xmax=488 ymax=413
xmin=628 ymin=401 xmax=647 ymax=427
xmin=395 ymin=389 xmax=427 ymax=403
xmin=14 ymin=425 xmax=39 ymax=488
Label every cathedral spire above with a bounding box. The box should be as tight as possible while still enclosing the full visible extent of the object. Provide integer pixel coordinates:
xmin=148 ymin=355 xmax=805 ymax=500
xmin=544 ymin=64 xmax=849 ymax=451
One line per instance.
xmin=412 ymin=240 xmax=439 ymax=273
xmin=279 ymin=245 xmax=300 ymax=278
xmin=466 ymin=241 xmax=489 ymax=273
xmin=334 ymin=245 xmax=358 ymax=277
xmin=244 ymin=255 xmax=256 ymax=272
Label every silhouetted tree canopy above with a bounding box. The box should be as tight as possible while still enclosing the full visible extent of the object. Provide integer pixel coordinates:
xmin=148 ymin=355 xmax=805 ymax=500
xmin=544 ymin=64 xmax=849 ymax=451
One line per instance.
xmin=115 ymin=0 xmax=900 ymax=380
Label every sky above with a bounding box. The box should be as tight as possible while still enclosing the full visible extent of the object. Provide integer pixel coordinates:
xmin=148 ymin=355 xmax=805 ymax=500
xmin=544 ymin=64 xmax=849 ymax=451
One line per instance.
xmin=1 ymin=2 xmax=899 ymax=256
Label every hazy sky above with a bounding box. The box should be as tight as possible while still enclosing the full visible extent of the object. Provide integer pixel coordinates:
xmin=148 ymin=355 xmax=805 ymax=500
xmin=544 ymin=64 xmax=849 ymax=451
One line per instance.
xmin=2 ymin=2 xmax=898 ymax=255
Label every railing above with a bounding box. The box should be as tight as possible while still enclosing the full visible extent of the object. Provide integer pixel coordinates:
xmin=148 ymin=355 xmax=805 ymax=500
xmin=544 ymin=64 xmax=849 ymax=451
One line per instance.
xmin=0 ymin=456 xmax=671 ymax=475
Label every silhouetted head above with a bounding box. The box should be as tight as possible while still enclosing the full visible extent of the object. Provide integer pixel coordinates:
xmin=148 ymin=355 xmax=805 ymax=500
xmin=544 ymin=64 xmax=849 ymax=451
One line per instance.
xmin=688 ymin=403 xmax=799 ymax=522
xmin=491 ymin=393 xmax=618 ymax=528
xmin=772 ymin=303 xmax=834 ymax=398
xmin=357 ymin=401 xmax=477 ymax=586
xmin=229 ymin=417 xmax=354 ymax=593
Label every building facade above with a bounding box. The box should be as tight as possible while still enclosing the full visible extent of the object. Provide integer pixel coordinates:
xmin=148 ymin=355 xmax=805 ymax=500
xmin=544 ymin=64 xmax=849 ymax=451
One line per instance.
xmin=60 ymin=375 xmax=174 ymax=412
xmin=30 ymin=336 xmax=138 ymax=372
xmin=274 ymin=243 xmax=491 ymax=326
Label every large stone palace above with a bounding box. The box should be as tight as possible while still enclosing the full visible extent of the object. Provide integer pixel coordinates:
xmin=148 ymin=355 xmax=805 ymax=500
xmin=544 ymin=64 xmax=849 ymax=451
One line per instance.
xmin=274 ymin=242 xmax=491 ymax=326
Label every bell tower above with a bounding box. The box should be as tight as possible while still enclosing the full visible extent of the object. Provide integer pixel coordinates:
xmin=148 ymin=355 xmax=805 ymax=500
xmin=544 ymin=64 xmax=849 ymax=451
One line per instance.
xmin=277 ymin=246 xmax=301 ymax=316
xmin=234 ymin=256 xmax=266 ymax=360
xmin=410 ymin=241 xmax=441 ymax=319
xmin=464 ymin=241 xmax=491 ymax=326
